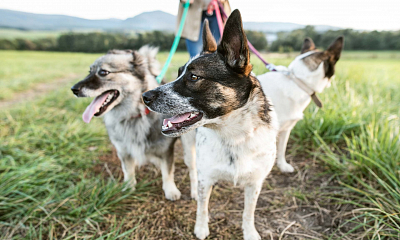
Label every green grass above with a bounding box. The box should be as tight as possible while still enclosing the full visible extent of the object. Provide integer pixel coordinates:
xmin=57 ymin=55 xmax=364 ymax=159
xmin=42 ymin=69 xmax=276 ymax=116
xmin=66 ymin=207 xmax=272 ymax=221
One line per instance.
xmin=0 ymin=51 xmax=101 ymax=100
xmin=289 ymin=56 xmax=400 ymax=238
xmin=0 ymin=50 xmax=189 ymax=101
xmin=1 ymin=50 xmax=400 ymax=239
xmin=0 ymin=28 xmax=64 ymax=40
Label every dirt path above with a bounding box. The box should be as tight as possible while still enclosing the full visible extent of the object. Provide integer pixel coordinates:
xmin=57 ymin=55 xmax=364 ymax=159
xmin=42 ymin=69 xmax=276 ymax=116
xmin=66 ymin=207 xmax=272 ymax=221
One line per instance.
xmin=0 ymin=74 xmax=80 ymax=109
xmin=95 ymin=141 xmax=356 ymax=240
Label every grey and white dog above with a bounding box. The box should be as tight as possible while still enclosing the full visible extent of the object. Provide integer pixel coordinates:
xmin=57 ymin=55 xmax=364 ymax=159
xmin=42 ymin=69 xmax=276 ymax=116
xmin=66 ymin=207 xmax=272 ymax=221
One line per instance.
xmin=142 ymin=10 xmax=278 ymax=240
xmin=71 ymin=46 xmax=197 ymax=201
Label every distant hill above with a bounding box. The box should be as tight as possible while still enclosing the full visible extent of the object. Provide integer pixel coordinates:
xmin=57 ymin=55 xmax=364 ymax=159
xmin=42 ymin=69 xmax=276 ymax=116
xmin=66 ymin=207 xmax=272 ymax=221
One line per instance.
xmin=0 ymin=8 xmax=340 ymax=33
xmin=244 ymin=22 xmax=341 ymax=32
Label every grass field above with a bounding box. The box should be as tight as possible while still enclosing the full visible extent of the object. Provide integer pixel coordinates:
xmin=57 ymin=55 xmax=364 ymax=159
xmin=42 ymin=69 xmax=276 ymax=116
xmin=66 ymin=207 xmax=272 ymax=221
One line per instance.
xmin=1 ymin=50 xmax=400 ymax=239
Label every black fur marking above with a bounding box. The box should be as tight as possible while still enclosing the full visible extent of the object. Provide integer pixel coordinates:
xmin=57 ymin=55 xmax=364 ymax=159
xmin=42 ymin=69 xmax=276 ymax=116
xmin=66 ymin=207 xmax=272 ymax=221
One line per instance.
xmin=171 ymin=53 xmax=254 ymax=119
xmin=223 ymin=147 xmax=237 ymax=166
xmin=217 ymin=10 xmax=252 ymax=76
xmin=71 ymin=73 xmax=103 ymax=96
xmin=301 ymin=37 xmax=316 ymax=54
xmin=302 ymin=36 xmax=343 ymax=79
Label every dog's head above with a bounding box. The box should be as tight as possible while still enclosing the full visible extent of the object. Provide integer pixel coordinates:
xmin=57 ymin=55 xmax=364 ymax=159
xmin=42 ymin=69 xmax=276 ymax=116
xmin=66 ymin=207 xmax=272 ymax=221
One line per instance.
xmin=288 ymin=36 xmax=344 ymax=92
xmin=71 ymin=46 xmax=159 ymax=123
xmin=142 ymin=10 xmax=258 ymax=137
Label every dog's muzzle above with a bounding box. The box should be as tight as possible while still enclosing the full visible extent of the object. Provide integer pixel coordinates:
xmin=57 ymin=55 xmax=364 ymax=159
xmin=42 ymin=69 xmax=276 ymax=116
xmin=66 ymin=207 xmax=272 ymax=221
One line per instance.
xmin=142 ymin=90 xmax=159 ymax=106
xmin=71 ymin=85 xmax=81 ymax=97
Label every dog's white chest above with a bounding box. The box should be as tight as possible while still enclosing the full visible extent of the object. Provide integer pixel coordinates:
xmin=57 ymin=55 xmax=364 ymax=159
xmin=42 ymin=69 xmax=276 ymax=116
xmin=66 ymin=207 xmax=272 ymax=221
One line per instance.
xmin=196 ymin=127 xmax=276 ymax=186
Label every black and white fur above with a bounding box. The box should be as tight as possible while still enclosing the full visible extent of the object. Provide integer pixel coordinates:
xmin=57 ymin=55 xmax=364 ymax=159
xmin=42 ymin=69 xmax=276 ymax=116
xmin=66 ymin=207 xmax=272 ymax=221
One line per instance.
xmin=142 ymin=10 xmax=278 ymax=240
xmin=71 ymin=46 xmax=198 ymax=201
xmin=258 ymin=37 xmax=344 ymax=172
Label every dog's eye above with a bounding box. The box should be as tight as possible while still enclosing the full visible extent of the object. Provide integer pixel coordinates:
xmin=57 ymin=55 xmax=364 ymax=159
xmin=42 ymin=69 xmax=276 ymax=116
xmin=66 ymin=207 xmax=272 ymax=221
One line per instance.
xmin=98 ymin=70 xmax=110 ymax=77
xmin=190 ymin=74 xmax=201 ymax=81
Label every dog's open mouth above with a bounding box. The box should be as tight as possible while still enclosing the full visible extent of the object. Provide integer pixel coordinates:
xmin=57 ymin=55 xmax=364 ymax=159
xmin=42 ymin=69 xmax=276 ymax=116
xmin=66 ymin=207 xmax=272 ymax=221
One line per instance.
xmin=162 ymin=112 xmax=203 ymax=134
xmin=82 ymin=90 xmax=120 ymax=123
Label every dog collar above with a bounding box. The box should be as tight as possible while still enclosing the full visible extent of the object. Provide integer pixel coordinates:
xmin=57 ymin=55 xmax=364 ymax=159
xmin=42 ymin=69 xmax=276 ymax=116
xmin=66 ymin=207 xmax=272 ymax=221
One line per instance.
xmin=288 ymin=73 xmax=323 ymax=108
xmin=131 ymin=107 xmax=151 ymax=119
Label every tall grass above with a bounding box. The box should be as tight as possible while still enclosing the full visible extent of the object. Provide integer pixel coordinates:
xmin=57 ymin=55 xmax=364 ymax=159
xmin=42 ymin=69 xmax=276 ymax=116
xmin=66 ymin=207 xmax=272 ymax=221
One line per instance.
xmin=285 ymin=57 xmax=400 ymax=239
xmin=0 ymin=88 xmax=155 ymax=239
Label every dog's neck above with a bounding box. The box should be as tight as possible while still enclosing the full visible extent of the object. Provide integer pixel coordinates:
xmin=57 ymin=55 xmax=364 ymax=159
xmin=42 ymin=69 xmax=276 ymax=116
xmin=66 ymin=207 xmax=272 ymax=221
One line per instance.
xmin=205 ymin=86 xmax=276 ymax=144
xmin=107 ymin=75 xmax=159 ymax=122
xmin=288 ymin=59 xmax=331 ymax=94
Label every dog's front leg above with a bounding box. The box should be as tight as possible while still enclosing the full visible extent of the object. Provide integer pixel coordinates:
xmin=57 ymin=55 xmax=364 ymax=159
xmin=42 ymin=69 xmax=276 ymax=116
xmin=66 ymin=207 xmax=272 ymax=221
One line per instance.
xmin=276 ymin=130 xmax=295 ymax=172
xmin=194 ymin=180 xmax=212 ymax=239
xmin=159 ymin=154 xmax=181 ymax=201
xmin=181 ymin=131 xmax=198 ymax=200
xmin=118 ymin=153 xmax=137 ymax=191
xmin=242 ymin=182 xmax=263 ymax=240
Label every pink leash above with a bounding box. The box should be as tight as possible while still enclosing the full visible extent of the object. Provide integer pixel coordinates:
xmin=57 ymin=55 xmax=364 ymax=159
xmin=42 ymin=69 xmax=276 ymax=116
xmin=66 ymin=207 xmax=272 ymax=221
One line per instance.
xmin=217 ymin=2 xmax=276 ymax=71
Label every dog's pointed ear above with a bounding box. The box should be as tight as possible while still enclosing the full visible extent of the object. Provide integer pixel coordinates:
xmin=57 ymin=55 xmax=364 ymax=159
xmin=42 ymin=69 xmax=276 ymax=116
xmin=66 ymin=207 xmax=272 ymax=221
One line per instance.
xmin=202 ymin=19 xmax=217 ymax=53
xmin=132 ymin=51 xmax=144 ymax=66
xmin=301 ymin=37 xmax=316 ymax=54
xmin=217 ymin=9 xmax=252 ymax=75
xmin=131 ymin=51 xmax=146 ymax=78
xmin=325 ymin=36 xmax=344 ymax=64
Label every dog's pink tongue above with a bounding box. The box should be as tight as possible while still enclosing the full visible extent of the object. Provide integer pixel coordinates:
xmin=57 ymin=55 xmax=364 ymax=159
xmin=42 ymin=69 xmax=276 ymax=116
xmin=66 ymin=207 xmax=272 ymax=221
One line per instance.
xmin=82 ymin=92 xmax=110 ymax=123
xmin=163 ymin=113 xmax=191 ymax=125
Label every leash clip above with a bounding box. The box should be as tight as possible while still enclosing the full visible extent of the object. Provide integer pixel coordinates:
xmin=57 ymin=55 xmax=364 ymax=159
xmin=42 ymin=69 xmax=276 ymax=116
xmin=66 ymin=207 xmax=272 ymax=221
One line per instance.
xmin=266 ymin=64 xmax=276 ymax=72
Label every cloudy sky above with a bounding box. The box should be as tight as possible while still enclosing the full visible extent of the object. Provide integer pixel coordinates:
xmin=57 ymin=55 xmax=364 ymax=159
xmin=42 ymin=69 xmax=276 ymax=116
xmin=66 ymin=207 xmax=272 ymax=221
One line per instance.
xmin=1 ymin=0 xmax=399 ymax=31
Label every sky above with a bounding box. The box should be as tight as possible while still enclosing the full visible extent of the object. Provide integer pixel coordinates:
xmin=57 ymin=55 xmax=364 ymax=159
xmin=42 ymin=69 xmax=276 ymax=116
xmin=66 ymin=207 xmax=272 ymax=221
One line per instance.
xmin=1 ymin=0 xmax=400 ymax=31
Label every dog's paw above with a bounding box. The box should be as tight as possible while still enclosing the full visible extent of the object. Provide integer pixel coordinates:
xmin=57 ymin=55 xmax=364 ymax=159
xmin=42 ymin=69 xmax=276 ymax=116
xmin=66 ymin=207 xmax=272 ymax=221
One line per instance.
xmin=191 ymin=190 xmax=198 ymax=201
xmin=194 ymin=223 xmax=209 ymax=239
xmin=277 ymin=162 xmax=295 ymax=173
xmin=243 ymin=227 xmax=261 ymax=240
xmin=122 ymin=185 xmax=136 ymax=192
xmin=122 ymin=181 xmax=137 ymax=192
xmin=163 ymin=184 xmax=181 ymax=201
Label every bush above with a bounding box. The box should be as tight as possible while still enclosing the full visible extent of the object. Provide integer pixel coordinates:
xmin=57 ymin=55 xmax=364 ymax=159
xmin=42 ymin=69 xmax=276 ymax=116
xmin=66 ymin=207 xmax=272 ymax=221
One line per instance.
xmin=271 ymin=26 xmax=400 ymax=51
xmin=14 ymin=38 xmax=36 ymax=50
xmin=0 ymin=39 xmax=17 ymax=50
xmin=245 ymin=30 xmax=268 ymax=51
xmin=33 ymin=38 xmax=57 ymax=51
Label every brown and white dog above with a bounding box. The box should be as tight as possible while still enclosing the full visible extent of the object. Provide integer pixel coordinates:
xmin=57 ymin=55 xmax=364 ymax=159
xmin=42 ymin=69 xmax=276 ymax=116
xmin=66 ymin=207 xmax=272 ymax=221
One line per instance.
xmin=258 ymin=36 xmax=344 ymax=172
xmin=142 ymin=10 xmax=278 ymax=240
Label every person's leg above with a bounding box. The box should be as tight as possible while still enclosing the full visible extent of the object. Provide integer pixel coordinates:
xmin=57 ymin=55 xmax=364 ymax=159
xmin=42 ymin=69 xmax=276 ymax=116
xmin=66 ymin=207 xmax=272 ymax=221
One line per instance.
xmin=185 ymin=10 xmax=221 ymax=58
xmin=185 ymin=12 xmax=206 ymax=58
xmin=185 ymin=38 xmax=202 ymax=58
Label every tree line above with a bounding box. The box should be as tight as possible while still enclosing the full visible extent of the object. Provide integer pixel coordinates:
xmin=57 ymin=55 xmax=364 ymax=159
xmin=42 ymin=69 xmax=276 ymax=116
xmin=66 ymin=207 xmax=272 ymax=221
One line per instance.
xmin=270 ymin=26 xmax=400 ymax=52
xmin=1 ymin=26 xmax=399 ymax=53
xmin=0 ymin=30 xmax=268 ymax=53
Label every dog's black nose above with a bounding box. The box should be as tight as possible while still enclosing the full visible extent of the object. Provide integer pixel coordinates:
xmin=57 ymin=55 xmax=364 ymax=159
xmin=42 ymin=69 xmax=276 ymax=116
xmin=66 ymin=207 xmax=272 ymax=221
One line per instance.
xmin=71 ymin=85 xmax=80 ymax=96
xmin=142 ymin=90 xmax=158 ymax=105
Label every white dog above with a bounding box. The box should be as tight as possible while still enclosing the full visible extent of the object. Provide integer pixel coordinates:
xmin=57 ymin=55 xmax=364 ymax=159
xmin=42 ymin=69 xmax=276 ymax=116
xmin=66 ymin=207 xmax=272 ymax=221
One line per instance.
xmin=258 ymin=36 xmax=344 ymax=172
